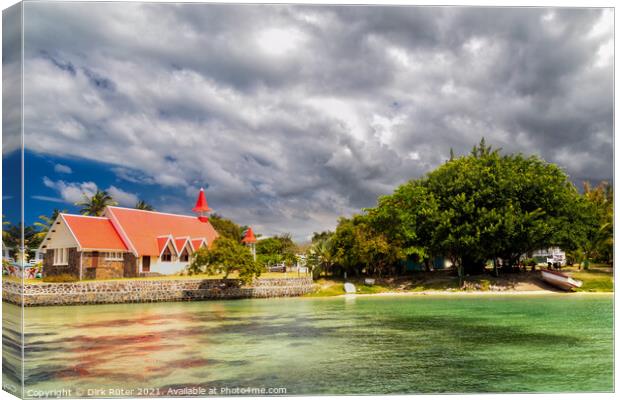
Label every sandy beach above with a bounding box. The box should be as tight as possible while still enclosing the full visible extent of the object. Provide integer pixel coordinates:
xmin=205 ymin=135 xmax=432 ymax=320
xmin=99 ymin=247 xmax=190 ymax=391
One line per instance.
xmin=342 ymin=290 xmax=613 ymax=298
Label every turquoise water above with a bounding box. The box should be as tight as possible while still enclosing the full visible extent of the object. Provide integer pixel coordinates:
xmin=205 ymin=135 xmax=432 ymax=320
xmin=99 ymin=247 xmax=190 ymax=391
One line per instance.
xmin=2 ymin=294 xmax=614 ymax=396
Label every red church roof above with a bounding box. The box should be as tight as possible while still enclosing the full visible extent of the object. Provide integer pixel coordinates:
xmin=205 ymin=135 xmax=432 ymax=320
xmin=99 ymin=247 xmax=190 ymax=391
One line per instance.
xmin=62 ymin=215 xmax=128 ymax=251
xmin=39 ymin=189 xmax=220 ymax=257
xmin=157 ymin=236 xmax=176 ymax=255
xmin=241 ymin=227 xmax=257 ymax=244
xmin=106 ymin=207 xmax=219 ymax=256
xmin=175 ymin=237 xmax=190 ymax=253
xmin=192 ymin=188 xmax=211 ymax=213
xmin=191 ymin=238 xmax=207 ymax=250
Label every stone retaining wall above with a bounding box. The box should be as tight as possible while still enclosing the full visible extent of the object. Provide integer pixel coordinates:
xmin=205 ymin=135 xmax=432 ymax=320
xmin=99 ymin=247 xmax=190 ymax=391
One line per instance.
xmin=2 ymin=277 xmax=314 ymax=306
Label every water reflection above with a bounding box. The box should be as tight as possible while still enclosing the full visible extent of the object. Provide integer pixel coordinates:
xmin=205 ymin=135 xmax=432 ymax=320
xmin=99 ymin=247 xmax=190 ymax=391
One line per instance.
xmin=1 ymin=294 xmax=613 ymax=395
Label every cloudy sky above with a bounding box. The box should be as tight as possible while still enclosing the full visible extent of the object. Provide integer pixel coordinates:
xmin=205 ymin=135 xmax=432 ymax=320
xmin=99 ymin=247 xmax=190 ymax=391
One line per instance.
xmin=4 ymin=4 xmax=614 ymax=241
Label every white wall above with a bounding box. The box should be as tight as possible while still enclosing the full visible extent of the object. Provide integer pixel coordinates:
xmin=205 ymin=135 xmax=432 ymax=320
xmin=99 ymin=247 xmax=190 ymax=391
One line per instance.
xmin=149 ymin=259 xmax=189 ymax=275
xmin=44 ymin=218 xmax=79 ymax=250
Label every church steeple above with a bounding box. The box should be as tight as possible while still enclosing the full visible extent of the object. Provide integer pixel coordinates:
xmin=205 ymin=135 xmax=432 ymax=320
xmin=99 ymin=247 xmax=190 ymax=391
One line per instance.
xmin=192 ymin=188 xmax=212 ymax=222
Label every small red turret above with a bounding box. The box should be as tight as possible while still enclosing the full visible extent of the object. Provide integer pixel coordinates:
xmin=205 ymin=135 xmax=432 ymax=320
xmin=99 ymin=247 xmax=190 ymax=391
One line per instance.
xmin=241 ymin=227 xmax=257 ymax=244
xmin=242 ymin=227 xmax=257 ymax=261
xmin=193 ymin=188 xmax=211 ymax=222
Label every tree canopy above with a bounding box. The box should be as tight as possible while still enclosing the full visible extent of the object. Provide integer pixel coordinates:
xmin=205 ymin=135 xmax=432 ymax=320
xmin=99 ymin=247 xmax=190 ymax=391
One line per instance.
xmin=319 ymin=139 xmax=607 ymax=280
xmin=256 ymin=234 xmax=298 ymax=266
xmin=570 ymin=181 xmax=614 ymax=267
xmin=330 ymin=215 xmax=402 ymax=277
xmin=369 ymin=139 xmax=586 ymax=276
xmin=188 ymin=237 xmax=264 ymax=283
xmin=208 ymin=214 xmax=248 ymax=242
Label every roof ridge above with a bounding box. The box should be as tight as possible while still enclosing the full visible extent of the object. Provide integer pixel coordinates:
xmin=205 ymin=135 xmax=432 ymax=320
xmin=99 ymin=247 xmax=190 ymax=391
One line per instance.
xmin=103 ymin=206 xmax=218 ymax=256
xmin=61 ymin=213 xmax=111 ymax=220
xmin=107 ymin=206 xmax=200 ymax=219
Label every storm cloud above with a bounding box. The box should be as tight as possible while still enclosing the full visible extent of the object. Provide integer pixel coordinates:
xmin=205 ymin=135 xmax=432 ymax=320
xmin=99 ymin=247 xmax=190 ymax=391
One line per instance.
xmin=15 ymin=4 xmax=613 ymax=240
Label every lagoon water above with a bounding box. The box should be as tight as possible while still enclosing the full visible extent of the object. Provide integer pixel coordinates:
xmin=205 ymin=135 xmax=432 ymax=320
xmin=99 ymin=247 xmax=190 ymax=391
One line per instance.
xmin=3 ymin=294 xmax=613 ymax=396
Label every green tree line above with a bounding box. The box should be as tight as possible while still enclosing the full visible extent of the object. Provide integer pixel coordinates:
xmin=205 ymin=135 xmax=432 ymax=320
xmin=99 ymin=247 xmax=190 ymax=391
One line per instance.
xmin=306 ymin=139 xmax=613 ymax=281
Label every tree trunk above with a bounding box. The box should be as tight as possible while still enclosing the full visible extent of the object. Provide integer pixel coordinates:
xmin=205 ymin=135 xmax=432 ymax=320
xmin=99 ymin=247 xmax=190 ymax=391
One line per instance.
xmin=462 ymin=255 xmax=485 ymax=275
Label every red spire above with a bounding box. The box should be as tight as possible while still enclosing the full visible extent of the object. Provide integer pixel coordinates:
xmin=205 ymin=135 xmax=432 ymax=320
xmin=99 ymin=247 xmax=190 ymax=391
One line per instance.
xmin=241 ymin=227 xmax=257 ymax=244
xmin=192 ymin=188 xmax=211 ymax=215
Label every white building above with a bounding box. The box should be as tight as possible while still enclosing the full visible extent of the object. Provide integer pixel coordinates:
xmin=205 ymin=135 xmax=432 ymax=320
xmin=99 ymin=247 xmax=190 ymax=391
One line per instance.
xmin=531 ymin=247 xmax=566 ymax=265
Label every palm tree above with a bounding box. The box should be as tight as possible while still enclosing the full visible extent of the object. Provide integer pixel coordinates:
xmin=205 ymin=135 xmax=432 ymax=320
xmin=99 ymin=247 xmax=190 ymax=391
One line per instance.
xmin=2 ymin=215 xmax=10 ymax=243
xmin=3 ymin=223 xmax=39 ymax=261
xmin=75 ymin=190 xmax=118 ymax=216
xmin=307 ymin=238 xmax=335 ymax=278
xmin=33 ymin=209 xmax=65 ymax=240
xmin=135 ymin=200 xmax=154 ymax=211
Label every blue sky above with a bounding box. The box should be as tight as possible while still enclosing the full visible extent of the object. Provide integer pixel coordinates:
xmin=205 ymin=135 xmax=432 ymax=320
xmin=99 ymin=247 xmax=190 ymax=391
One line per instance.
xmin=2 ymin=4 xmax=614 ymax=241
xmin=29 ymin=150 xmax=188 ymax=219
xmin=4 ymin=149 xmax=191 ymax=226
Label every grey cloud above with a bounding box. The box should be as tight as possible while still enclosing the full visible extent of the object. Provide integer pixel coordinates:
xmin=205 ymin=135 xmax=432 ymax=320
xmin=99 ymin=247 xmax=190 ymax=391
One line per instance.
xmin=19 ymin=4 xmax=613 ymax=241
xmin=3 ymin=3 xmax=23 ymax=155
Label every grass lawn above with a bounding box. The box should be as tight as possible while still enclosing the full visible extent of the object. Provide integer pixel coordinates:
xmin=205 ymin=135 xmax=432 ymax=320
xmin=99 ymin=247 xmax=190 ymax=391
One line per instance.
xmin=563 ymin=264 xmax=614 ymax=292
xmin=306 ymin=279 xmax=346 ymax=297
xmin=307 ymin=274 xmax=481 ymax=297
xmin=307 ymin=278 xmax=392 ymax=297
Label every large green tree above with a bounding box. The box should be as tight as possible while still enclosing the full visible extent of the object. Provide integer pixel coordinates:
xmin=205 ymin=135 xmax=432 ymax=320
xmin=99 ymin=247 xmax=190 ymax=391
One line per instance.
xmin=367 ymin=180 xmax=438 ymax=271
xmin=188 ymin=237 xmax=264 ymax=283
xmin=256 ymin=234 xmax=298 ymax=266
xmin=368 ymin=139 xmax=587 ymax=279
xmin=330 ymin=215 xmax=403 ymax=277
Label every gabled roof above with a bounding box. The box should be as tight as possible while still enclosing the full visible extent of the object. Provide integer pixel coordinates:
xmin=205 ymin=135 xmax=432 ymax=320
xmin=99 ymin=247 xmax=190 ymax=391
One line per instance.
xmin=62 ymin=215 xmax=128 ymax=251
xmin=191 ymin=238 xmax=207 ymax=250
xmin=175 ymin=237 xmax=192 ymax=253
xmin=157 ymin=235 xmax=178 ymax=257
xmin=105 ymin=207 xmax=219 ymax=256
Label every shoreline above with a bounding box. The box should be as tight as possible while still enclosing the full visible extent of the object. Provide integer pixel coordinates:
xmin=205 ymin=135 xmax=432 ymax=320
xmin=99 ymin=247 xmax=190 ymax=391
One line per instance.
xmin=337 ymin=290 xmax=613 ymax=298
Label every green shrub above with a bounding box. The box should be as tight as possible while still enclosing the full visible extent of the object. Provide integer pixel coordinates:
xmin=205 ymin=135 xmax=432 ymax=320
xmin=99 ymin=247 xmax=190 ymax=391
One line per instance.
xmin=42 ymin=273 xmax=78 ymax=283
